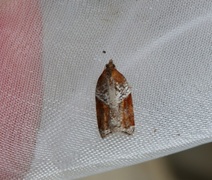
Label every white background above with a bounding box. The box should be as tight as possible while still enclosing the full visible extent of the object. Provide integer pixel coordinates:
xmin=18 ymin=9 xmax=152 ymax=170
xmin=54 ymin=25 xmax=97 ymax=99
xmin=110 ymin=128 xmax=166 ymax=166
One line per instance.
xmin=27 ymin=0 xmax=212 ymax=179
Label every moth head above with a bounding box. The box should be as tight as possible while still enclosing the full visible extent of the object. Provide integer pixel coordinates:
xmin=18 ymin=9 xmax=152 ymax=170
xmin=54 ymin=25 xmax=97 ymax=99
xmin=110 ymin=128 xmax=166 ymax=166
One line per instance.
xmin=106 ymin=59 xmax=116 ymax=69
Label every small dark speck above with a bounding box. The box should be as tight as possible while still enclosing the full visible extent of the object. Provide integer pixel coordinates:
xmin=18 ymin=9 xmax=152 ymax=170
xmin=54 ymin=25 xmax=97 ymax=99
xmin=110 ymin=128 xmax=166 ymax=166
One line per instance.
xmin=177 ymin=134 xmax=180 ymax=136
xmin=154 ymin=129 xmax=157 ymax=133
xmin=102 ymin=50 xmax=106 ymax=54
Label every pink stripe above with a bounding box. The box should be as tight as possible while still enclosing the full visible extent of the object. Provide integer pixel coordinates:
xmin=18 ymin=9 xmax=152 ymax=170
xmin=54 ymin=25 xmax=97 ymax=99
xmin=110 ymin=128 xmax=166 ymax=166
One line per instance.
xmin=0 ymin=0 xmax=43 ymax=179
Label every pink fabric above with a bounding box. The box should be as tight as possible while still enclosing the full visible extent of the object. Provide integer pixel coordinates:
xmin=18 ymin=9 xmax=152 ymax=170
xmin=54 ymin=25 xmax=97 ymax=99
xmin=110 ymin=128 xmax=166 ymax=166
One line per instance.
xmin=0 ymin=0 xmax=43 ymax=179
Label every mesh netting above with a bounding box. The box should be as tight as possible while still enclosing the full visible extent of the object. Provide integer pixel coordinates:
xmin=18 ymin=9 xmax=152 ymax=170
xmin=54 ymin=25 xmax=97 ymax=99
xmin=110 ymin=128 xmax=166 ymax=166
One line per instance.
xmin=0 ymin=0 xmax=212 ymax=179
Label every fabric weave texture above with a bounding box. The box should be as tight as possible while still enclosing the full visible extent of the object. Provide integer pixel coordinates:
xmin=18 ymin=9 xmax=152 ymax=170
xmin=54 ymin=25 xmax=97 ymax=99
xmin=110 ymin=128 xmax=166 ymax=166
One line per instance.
xmin=0 ymin=0 xmax=212 ymax=179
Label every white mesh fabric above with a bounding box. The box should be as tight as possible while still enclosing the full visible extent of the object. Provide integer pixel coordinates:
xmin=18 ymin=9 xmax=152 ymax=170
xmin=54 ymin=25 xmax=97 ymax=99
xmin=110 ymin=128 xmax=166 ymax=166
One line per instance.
xmin=0 ymin=0 xmax=42 ymax=179
xmin=0 ymin=0 xmax=212 ymax=180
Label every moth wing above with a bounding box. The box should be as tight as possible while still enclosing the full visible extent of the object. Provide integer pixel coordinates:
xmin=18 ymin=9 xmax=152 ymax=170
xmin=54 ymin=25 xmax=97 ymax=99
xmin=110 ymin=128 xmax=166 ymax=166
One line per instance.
xmin=112 ymin=69 xmax=134 ymax=134
xmin=120 ymin=93 xmax=135 ymax=135
xmin=95 ymin=97 xmax=111 ymax=138
xmin=112 ymin=69 xmax=131 ymax=103
xmin=96 ymin=65 xmax=135 ymax=138
xmin=95 ymin=70 xmax=109 ymax=104
xmin=95 ymin=70 xmax=111 ymax=138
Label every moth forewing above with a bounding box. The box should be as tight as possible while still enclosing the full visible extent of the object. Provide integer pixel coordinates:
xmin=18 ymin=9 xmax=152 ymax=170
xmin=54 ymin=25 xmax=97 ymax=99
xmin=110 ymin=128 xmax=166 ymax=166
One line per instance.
xmin=96 ymin=60 xmax=134 ymax=138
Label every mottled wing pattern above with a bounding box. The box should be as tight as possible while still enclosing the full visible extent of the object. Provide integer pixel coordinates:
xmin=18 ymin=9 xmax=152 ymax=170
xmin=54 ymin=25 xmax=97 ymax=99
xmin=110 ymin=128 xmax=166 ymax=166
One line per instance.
xmin=95 ymin=69 xmax=111 ymax=138
xmin=112 ymin=68 xmax=131 ymax=103
xmin=95 ymin=70 xmax=109 ymax=105
xmin=96 ymin=60 xmax=135 ymax=138
xmin=95 ymin=97 xmax=111 ymax=138
xmin=120 ymin=93 xmax=135 ymax=134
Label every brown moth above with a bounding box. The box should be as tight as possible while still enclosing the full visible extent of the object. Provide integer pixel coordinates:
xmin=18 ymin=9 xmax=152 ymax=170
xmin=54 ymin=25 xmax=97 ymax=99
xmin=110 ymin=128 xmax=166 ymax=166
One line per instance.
xmin=96 ymin=60 xmax=134 ymax=138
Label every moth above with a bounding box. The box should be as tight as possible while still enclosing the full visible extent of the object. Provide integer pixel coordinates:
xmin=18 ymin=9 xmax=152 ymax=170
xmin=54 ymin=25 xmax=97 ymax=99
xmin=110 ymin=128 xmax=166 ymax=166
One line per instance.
xmin=95 ymin=60 xmax=135 ymax=138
